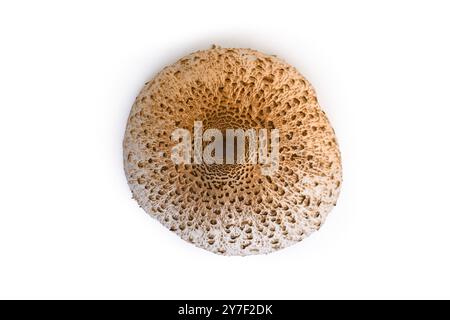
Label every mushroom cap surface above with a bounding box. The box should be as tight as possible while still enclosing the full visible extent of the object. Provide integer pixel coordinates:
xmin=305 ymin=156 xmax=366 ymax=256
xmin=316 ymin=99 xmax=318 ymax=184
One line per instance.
xmin=123 ymin=47 xmax=342 ymax=255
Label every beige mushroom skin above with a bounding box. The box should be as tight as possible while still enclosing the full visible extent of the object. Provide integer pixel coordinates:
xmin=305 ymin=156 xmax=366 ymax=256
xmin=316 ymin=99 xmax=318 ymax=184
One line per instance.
xmin=123 ymin=47 xmax=342 ymax=256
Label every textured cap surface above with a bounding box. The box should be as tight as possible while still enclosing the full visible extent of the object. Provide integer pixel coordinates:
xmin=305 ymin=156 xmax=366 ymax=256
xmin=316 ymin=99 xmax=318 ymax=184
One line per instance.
xmin=123 ymin=47 xmax=342 ymax=255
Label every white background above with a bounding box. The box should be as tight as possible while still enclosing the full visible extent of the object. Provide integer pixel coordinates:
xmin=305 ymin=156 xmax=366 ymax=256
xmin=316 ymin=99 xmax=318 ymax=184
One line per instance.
xmin=0 ymin=0 xmax=449 ymax=300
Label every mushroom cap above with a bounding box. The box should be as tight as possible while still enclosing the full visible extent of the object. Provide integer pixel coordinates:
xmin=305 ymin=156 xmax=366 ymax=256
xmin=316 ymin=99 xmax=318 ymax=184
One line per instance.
xmin=123 ymin=47 xmax=342 ymax=256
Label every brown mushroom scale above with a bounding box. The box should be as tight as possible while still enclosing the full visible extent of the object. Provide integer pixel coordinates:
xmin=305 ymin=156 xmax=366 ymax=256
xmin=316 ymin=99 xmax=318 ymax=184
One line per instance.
xmin=123 ymin=47 xmax=342 ymax=255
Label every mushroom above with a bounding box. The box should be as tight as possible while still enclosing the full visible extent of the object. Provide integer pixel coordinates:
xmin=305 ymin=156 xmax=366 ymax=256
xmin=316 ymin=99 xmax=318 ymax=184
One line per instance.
xmin=123 ymin=46 xmax=342 ymax=255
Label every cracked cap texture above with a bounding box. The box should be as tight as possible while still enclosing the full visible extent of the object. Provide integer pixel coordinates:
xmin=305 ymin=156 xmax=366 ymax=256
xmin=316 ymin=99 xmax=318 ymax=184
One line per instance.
xmin=123 ymin=47 xmax=342 ymax=256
